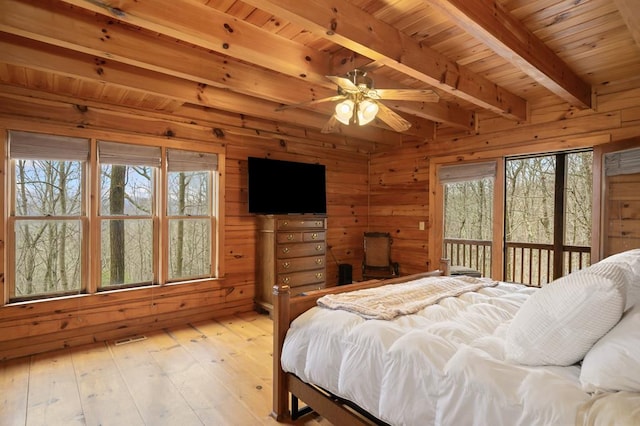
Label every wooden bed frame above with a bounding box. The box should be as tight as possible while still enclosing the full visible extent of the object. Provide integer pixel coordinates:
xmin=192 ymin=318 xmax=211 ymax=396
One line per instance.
xmin=270 ymin=259 xmax=451 ymax=425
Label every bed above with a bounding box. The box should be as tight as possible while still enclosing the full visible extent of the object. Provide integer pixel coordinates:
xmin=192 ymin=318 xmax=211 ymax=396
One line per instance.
xmin=271 ymin=250 xmax=640 ymax=426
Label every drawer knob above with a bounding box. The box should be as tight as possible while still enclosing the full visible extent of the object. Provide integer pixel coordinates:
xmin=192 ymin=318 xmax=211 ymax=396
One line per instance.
xmin=316 ymin=221 xmax=322 ymax=226
xmin=282 ymin=221 xmax=288 ymax=226
xmin=287 ymin=234 xmax=294 ymax=240
xmin=315 ymin=272 xmax=323 ymax=279
xmin=315 ymin=245 xmax=323 ymax=251
xmin=311 ymin=233 xmax=318 ymax=239
xmin=282 ymin=277 xmax=290 ymax=284
xmin=315 ymin=258 xmax=323 ymax=265
xmin=282 ymin=262 xmax=290 ymax=269
xmin=282 ymin=247 xmax=290 ymax=254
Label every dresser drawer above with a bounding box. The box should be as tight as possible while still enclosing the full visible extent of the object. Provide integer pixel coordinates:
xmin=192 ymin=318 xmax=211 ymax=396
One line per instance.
xmin=277 ymin=256 xmax=325 ymax=273
xmin=303 ymin=231 xmax=325 ymax=242
xmin=277 ymin=218 xmax=326 ymax=230
xmin=278 ymin=242 xmax=325 ymax=258
xmin=290 ymin=282 xmax=326 ymax=296
xmin=277 ymin=269 xmax=325 ymax=287
xmin=276 ymin=230 xmax=325 ymax=244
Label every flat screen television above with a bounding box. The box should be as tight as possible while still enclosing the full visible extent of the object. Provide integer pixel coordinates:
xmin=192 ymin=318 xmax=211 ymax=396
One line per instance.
xmin=247 ymin=157 xmax=327 ymax=215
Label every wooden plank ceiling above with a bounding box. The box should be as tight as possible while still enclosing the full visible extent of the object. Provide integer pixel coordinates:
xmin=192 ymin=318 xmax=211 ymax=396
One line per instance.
xmin=0 ymin=0 xmax=639 ymax=151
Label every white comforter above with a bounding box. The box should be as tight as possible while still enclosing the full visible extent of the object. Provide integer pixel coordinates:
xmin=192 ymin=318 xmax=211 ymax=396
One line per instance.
xmin=281 ymin=281 xmax=594 ymax=426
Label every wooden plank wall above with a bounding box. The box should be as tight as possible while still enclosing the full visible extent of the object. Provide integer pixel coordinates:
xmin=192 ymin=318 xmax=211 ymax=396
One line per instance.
xmin=604 ymin=173 xmax=640 ymax=256
xmin=0 ymin=94 xmax=369 ymax=360
xmin=1 ymin=79 xmax=640 ymax=359
xmin=368 ymin=142 xmax=431 ymax=275
xmin=370 ymin=86 xmax=640 ymax=274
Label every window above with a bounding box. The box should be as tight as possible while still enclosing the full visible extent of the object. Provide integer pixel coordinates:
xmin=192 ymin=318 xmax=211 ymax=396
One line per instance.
xmin=6 ymin=130 xmax=222 ymax=302
xmin=9 ymin=131 xmax=88 ymax=300
xmin=433 ymin=150 xmax=592 ymax=285
xmin=166 ymin=149 xmax=218 ymax=281
xmin=440 ymin=161 xmax=495 ymax=276
xmin=98 ymin=141 xmax=159 ymax=288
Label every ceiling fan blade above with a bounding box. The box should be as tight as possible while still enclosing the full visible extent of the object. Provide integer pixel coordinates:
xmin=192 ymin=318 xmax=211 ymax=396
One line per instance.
xmin=326 ymin=75 xmax=359 ymax=93
xmin=375 ymin=102 xmax=412 ymax=132
xmin=321 ymin=115 xmax=340 ymax=133
xmin=374 ymin=89 xmax=440 ymax=102
xmin=275 ymin=95 xmax=346 ymax=111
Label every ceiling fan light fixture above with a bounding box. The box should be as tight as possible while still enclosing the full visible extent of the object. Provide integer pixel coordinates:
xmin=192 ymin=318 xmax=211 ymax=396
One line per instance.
xmin=357 ymin=99 xmax=379 ymax=125
xmin=335 ymin=99 xmax=355 ymax=125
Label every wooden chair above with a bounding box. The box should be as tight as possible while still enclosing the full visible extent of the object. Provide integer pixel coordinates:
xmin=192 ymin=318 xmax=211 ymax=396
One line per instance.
xmin=362 ymin=232 xmax=399 ymax=280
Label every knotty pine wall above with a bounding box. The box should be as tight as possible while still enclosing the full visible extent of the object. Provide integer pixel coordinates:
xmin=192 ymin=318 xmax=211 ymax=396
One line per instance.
xmin=2 ymin=82 xmax=640 ymax=360
xmin=368 ymin=143 xmax=432 ymax=275
xmin=0 ymin=94 xmax=369 ymax=360
xmin=369 ymin=86 xmax=640 ymax=274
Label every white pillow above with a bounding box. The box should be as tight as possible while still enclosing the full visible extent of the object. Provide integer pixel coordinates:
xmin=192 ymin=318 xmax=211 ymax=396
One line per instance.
xmin=505 ymin=262 xmax=627 ymax=366
xmin=580 ymin=303 xmax=640 ymax=392
xmin=596 ymin=248 xmax=640 ymax=310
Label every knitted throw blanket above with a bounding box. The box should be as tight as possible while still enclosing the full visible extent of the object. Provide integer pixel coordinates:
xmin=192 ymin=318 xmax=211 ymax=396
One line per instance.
xmin=317 ymin=275 xmax=498 ymax=320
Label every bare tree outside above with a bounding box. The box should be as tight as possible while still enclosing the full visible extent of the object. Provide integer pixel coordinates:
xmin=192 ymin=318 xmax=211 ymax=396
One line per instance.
xmin=109 ymin=165 xmax=126 ymax=284
xmin=443 ymin=151 xmax=592 ymax=285
xmin=505 ymin=151 xmax=592 ymax=285
xmin=10 ymin=135 xmax=218 ymax=300
xmin=565 ymin=152 xmax=593 ymax=246
xmin=505 ymin=156 xmax=556 ymax=245
xmin=443 ymin=177 xmax=493 ymax=274
xmin=100 ymin=164 xmax=154 ymax=287
xmin=14 ymin=159 xmax=83 ymax=298
xmin=167 ymin=169 xmax=211 ymax=280
xmin=444 ymin=178 xmax=493 ymax=241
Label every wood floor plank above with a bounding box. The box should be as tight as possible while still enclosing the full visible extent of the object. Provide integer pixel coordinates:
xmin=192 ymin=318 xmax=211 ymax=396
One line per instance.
xmin=0 ymin=357 xmax=29 ymax=426
xmin=107 ymin=331 xmax=204 ymax=426
xmin=237 ymin=311 xmax=274 ymax=334
xmin=26 ymin=350 xmax=85 ymax=426
xmin=0 ymin=312 xmax=333 ymax=426
xmin=203 ymin=315 xmax=274 ymax=376
xmin=220 ymin=315 xmax=274 ymax=356
xmin=70 ymin=342 xmax=145 ymax=426
xmin=168 ymin=322 xmax=275 ymax=424
xmin=148 ymin=324 xmax=267 ymax=426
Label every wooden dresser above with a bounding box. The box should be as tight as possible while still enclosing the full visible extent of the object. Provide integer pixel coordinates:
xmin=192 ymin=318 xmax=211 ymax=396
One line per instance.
xmin=255 ymin=215 xmax=326 ymax=314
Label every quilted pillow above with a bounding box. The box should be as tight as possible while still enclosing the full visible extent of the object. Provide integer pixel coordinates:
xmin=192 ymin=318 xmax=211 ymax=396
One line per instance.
xmin=595 ymin=248 xmax=640 ymax=310
xmin=580 ymin=303 xmax=640 ymax=392
xmin=505 ymin=262 xmax=627 ymax=366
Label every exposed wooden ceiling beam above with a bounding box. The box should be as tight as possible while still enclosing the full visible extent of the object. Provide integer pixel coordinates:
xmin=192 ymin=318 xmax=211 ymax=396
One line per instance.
xmin=0 ymin=0 xmax=324 ymax=105
xmin=0 ymin=0 xmax=429 ymax=140
xmin=242 ymin=0 xmax=528 ymax=121
xmin=0 ymin=85 xmax=385 ymax=152
xmin=54 ymin=0 xmax=464 ymax=130
xmin=58 ymin=0 xmax=333 ymax=87
xmin=0 ymin=33 xmax=404 ymax=146
xmin=427 ymin=0 xmax=593 ymax=109
xmin=613 ymin=0 xmax=640 ymax=51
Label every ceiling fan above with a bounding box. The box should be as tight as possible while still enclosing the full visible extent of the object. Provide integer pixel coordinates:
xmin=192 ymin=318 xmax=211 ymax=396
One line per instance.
xmin=276 ymin=69 xmax=440 ymax=133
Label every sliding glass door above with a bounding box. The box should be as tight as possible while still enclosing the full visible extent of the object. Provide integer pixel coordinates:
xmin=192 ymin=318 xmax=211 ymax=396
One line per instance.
xmin=504 ymin=150 xmax=592 ymax=286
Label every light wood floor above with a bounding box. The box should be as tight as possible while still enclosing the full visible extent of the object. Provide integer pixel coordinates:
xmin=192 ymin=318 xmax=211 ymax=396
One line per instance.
xmin=0 ymin=311 xmax=330 ymax=426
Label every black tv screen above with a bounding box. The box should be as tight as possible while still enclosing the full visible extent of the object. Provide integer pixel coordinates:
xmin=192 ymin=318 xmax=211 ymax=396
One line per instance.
xmin=247 ymin=157 xmax=327 ymax=214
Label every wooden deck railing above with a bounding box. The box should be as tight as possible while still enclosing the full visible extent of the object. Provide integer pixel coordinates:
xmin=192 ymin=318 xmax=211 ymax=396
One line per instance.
xmin=443 ymin=238 xmax=492 ymax=277
xmin=505 ymin=242 xmax=591 ymax=286
xmin=443 ymin=239 xmax=591 ymax=286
